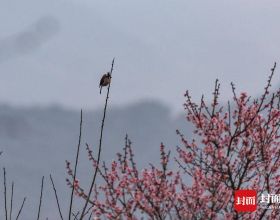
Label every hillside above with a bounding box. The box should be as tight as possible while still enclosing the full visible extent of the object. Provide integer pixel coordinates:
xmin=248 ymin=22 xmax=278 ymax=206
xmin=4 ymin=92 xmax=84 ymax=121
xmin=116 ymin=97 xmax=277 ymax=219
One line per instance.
xmin=0 ymin=101 xmax=191 ymax=218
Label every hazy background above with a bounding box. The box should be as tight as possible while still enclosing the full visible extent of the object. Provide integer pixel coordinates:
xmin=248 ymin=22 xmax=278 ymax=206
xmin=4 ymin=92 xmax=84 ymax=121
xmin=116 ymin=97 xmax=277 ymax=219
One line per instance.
xmin=0 ymin=0 xmax=280 ymax=219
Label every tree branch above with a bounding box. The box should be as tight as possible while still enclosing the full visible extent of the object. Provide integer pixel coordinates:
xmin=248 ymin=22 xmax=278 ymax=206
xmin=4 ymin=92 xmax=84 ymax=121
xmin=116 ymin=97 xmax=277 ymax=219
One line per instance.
xmin=79 ymin=58 xmax=115 ymax=219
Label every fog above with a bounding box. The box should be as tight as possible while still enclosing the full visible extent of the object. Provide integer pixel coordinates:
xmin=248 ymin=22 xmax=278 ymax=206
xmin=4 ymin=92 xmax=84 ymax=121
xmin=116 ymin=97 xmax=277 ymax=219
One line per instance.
xmin=0 ymin=0 xmax=279 ymax=113
xmin=0 ymin=0 xmax=279 ymax=219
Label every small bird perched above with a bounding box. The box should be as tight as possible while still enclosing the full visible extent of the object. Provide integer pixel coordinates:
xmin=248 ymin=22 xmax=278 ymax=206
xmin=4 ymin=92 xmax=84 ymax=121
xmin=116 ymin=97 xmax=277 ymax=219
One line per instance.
xmin=99 ymin=72 xmax=111 ymax=94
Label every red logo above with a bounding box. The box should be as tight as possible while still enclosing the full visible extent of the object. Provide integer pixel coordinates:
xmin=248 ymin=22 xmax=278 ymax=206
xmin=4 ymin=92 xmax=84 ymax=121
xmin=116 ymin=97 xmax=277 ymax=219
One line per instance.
xmin=234 ymin=190 xmax=257 ymax=212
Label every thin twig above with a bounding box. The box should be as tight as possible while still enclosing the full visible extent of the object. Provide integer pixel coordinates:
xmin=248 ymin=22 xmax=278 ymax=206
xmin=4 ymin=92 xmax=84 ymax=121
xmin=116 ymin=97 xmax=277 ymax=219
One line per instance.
xmin=88 ymin=212 xmax=93 ymax=220
xmin=68 ymin=109 xmax=83 ymax=220
xmin=81 ymin=204 xmax=94 ymax=219
xmin=15 ymin=197 xmax=26 ymax=220
xmin=79 ymin=58 xmax=115 ymax=219
xmin=72 ymin=211 xmax=79 ymax=220
xmin=9 ymin=182 xmax=14 ymax=220
xmin=3 ymin=168 xmax=8 ymax=220
xmin=37 ymin=176 xmax=44 ymax=220
xmin=50 ymin=174 xmax=64 ymax=220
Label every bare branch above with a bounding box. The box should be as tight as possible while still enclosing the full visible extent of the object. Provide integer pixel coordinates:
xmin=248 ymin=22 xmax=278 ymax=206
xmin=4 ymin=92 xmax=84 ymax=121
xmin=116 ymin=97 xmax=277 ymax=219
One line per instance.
xmin=37 ymin=176 xmax=44 ymax=220
xmin=3 ymin=168 xmax=8 ymax=220
xmin=50 ymin=174 xmax=64 ymax=220
xmin=79 ymin=58 xmax=115 ymax=219
xmin=9 ymin=181 xmax=14 ymax=220
xmin=68 ymin=109 xmax=83 ymax=220
xmin=15 ymin=197 xmax=26 ymax=220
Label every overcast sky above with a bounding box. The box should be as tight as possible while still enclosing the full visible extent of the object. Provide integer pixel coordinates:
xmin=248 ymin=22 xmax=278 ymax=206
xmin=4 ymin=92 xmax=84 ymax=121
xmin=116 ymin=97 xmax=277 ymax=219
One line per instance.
xmin=0 ymin=0 xmax=280 ymax=113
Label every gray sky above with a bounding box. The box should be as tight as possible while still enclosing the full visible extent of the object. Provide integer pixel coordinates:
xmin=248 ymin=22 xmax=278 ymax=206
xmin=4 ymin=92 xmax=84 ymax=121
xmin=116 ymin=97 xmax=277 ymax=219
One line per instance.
xmin=0 ymin=0 xmax=280 ymax=113
xmin=1 ymin=2 xmax=280 ymax=218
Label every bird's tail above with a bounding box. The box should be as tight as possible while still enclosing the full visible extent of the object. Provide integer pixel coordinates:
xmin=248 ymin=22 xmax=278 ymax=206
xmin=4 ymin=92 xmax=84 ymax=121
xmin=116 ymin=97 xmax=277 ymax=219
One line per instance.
xmin=100 ymin=86 xmax=102 ymax=94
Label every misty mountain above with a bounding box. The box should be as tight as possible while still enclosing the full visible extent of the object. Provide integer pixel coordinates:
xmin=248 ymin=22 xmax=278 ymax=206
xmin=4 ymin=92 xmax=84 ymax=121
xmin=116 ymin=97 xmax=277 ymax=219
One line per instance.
xmin=0 ymin=100 xmax=191 ymax=219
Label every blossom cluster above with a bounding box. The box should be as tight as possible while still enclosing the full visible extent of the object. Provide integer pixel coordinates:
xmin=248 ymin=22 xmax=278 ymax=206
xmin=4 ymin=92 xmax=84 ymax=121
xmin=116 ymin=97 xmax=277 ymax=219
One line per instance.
xmin=67 ymin=64 xmax=280 ymax=219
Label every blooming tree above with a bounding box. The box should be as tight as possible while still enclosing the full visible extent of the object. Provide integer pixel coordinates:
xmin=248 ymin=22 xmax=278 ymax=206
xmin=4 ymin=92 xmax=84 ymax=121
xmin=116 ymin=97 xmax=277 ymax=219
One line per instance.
xmin=67 ymin=63 xmax=280 ymax=219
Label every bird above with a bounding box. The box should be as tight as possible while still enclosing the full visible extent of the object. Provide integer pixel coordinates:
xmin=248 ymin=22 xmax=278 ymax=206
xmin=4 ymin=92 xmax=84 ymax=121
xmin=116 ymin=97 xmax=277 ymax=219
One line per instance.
xmin=99 ymin=72 xmax=111 ymax=94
